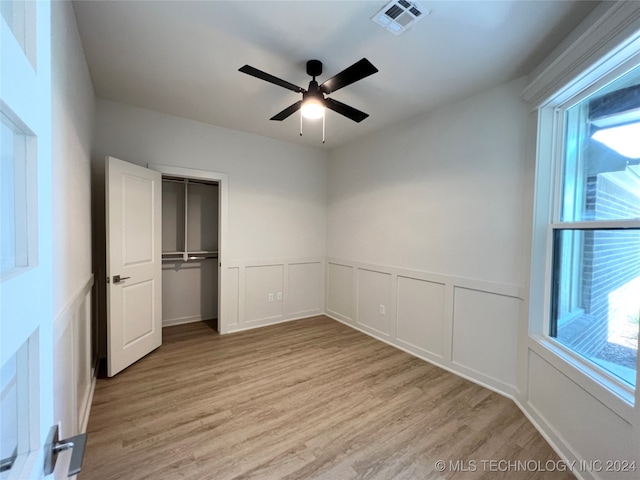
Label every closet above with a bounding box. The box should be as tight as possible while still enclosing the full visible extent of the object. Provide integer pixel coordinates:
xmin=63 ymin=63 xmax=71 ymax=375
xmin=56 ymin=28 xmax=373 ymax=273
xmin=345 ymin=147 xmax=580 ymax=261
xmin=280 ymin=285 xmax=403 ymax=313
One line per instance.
xmin=161 ymin=176 xmax=219 ymax=329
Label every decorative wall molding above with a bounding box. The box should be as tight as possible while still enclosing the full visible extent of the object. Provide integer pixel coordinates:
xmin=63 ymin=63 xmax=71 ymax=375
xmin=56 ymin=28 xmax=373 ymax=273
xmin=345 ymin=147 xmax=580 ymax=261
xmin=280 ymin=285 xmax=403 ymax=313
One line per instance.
xmin=325 ymin=257 xmax=522 ymax=397
xmin=53 ymin=275 xmax=94 ymax=341
xmin=522 ymin=1 xmax=640 ymax=107
xmin=53 ymin=274 xmax=94 ymax=439
xmin=221 ymin=257 xmax=324 ymax=333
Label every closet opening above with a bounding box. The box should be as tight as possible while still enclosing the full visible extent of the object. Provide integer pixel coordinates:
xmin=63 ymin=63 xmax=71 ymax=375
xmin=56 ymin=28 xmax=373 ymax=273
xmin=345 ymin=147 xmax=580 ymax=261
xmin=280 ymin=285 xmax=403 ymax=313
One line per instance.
xmin=161 ymin=175 xmax=220 ymax=331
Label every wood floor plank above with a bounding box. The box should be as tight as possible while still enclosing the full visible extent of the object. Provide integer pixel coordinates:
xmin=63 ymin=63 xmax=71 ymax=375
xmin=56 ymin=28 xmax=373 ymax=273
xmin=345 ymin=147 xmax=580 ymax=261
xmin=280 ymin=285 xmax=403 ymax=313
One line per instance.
xmin=81 ymin=316 xmax=574 ymax=480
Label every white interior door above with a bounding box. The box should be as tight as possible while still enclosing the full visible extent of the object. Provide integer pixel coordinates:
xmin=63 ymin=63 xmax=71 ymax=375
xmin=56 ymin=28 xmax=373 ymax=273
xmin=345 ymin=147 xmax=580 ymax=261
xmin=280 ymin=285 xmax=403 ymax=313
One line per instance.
xmin=106 ymin=156 xmax=162 ymax=377
xmin=1 ymin=1 xmax=55 ymax=478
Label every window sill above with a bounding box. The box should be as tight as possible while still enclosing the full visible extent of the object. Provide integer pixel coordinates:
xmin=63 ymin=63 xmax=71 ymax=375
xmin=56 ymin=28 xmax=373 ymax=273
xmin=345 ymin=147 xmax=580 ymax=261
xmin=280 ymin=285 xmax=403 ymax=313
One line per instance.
xmin=528 ymin=334 xmax=635 ymax=424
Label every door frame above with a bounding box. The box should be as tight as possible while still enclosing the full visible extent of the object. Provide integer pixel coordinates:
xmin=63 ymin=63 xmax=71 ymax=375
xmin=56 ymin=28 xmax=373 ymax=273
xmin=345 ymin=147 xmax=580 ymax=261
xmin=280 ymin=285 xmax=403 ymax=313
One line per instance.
xmin=147 ymin=164 xmax=229 ymax=333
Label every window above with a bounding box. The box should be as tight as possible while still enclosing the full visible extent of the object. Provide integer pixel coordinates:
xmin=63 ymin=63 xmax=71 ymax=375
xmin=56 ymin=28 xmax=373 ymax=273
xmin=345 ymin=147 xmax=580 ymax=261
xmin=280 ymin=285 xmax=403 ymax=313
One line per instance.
xmin=0 ymin=0 xmax=36 ymax=68
xmin=549 ymin=64 xmax=640 ymax=390
xmin=0 ymin=111 xmax=31 ymax=278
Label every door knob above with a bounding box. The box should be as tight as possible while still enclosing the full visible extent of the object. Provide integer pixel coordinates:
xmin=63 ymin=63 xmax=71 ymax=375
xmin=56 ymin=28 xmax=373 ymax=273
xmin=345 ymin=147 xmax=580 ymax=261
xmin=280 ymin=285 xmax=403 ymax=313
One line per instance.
xmin=113 ymin=275 xmax=130 ymax=284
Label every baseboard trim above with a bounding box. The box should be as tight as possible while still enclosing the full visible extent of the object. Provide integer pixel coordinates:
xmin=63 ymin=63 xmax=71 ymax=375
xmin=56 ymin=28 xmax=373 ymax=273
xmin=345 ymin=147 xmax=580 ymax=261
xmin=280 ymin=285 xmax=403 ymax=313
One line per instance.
xmin=224 ymin=312 xmax=323 ymax=334
xmin=79 ymin=358 xmax=99 ymax=434
xmin=325 ymin=312 xmax=516 ymax=400
xmin=513 ymin=399 xmax=591 ymax=480
xmin=162 ymin=315 xmax=217 ymax=327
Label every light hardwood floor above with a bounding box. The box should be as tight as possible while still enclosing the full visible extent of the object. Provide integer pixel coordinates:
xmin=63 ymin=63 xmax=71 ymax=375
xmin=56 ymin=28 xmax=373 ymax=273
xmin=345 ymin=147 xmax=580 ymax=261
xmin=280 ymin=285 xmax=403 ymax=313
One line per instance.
xmin=81 ymin=316 xmax=573 ymax=480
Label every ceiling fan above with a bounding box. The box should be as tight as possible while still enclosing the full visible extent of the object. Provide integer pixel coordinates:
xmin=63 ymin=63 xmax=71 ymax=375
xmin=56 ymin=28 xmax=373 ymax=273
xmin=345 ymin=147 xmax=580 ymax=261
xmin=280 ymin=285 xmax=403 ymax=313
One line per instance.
xmin=239 ymin=58 xmax=378 ymax=124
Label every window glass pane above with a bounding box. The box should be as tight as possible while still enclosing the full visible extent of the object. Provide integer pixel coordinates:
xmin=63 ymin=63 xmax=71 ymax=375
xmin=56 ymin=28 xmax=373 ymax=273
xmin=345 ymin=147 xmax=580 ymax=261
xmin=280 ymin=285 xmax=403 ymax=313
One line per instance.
xmin=0 ymin=112 xmax=29 ymax=277
xmin=561 ymin=65 xmax=640 ymax=222
xmin=0 ymin=0 xmax=37 ymax=68
xmin=552 ymin=228 xmax=640 ymax=387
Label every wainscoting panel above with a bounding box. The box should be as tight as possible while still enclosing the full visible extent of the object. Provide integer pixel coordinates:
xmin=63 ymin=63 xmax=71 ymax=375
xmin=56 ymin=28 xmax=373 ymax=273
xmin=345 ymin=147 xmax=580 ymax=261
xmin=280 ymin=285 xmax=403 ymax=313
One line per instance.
xmin=245 ymin=264 xmax=284 ymax=323
xmin=356 ymin=268 xmax=393 ymax=337
xmin=527 ymin=351 xmax=635 ymax=470
xmin=225 ymin=267 xmax=240 ymax=327
xmin=222 ymin=258 xmax=324 ymax=333
xmin=325 ymin=257 xmax=522 ymax=396
xmin=451 ymin=286 xmax=519 ymax=389
xmin=53 ymin=275 xmax=95 ymax=448
xmin=326 ymin=262 xmax=354 ymax=322
xmin=396 ymin=276 xmax=446 ymax=358
xmin=288 ymin=262 xmax=323 ymax=316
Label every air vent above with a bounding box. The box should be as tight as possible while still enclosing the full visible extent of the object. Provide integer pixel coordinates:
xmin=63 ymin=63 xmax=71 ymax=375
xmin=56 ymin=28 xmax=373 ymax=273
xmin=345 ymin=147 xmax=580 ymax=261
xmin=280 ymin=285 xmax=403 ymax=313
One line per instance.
xmin=372 ymin=0 xmax=430 ymax=36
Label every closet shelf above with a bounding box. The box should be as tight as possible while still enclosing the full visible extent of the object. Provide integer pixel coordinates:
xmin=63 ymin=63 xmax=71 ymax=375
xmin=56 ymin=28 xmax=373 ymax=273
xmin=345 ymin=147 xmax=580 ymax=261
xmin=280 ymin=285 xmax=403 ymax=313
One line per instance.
xmin=162 ymin=251 xmax=218 ymax=263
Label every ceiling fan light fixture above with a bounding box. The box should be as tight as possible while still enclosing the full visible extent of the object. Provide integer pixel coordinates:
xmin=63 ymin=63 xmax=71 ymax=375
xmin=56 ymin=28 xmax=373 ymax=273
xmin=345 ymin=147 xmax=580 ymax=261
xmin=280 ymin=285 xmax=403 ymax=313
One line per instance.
xmin=301 ymin=97 xmax=325 ymax=119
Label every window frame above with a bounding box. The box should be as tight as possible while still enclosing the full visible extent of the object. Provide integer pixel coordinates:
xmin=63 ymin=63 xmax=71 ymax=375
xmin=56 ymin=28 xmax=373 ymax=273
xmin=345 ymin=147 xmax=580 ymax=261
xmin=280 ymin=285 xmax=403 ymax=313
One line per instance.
xmin=529 ymin=51 xmax=640 ymax=423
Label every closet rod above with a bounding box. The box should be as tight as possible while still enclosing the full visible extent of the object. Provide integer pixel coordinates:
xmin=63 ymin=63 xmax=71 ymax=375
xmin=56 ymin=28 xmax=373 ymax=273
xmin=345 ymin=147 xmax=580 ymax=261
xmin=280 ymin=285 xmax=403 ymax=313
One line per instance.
xmin=162 ymin=178 xmax=187 ymax=184
xmin=161 ymin=254 xmax=218 ymax=262
xmin=186 ymin=255 xmax=218 ymax=260
xmin=162 ymin=177 xmax=218 ymax=187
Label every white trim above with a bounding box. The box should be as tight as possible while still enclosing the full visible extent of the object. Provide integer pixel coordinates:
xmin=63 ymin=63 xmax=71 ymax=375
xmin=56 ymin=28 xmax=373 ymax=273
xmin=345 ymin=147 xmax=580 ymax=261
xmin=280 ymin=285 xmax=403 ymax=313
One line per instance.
xmin=221 ymin=257 xmax=324 ymax=333
xmin=325 ymin=257 xmax=521 ymax=395
xmin=224 ymin=313 xmax=320 ymax=334
xmin=522 ymin=1 xmax=640 ymax=107
xmin=550 ymin=220 xmax=640 ymax=230
xmin=528 ymin=336 xmax=634 ymax=423
xmin=227 ymin=256 xmax=324 ymax=268
xmin=325 ymin=312 xmax=517 ymax=400
xmin=52 ymin=275 xmax=94 ymax=342
xmin=147 ymin=163 xmax=230 ymax=333
xmin=528 ymin=32 xmax=640 ymax=413
xmin=162 ymin=314 xmax=217 ymax=328
xmin=326 ymin=257 xmax=523 ymax=300
xmin=79 ymin=366 xmax=96 ymax=434
xmin=516 ymin=399 xmax=593 ymax=480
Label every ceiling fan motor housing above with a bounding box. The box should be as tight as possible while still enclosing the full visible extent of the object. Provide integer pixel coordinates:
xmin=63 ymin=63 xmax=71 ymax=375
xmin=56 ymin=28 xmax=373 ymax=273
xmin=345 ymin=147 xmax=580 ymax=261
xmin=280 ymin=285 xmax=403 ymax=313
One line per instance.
xmin=306 ymin=60 xmax=322 ymax=78
xmin=304 ymin=80 xmax=323 ymax=100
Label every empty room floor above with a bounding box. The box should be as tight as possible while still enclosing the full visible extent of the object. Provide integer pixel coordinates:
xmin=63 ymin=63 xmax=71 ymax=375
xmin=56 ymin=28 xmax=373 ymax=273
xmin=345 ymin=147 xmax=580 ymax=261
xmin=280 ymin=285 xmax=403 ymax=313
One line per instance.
xmin=81 ymin=316 xmax=573 ymax=480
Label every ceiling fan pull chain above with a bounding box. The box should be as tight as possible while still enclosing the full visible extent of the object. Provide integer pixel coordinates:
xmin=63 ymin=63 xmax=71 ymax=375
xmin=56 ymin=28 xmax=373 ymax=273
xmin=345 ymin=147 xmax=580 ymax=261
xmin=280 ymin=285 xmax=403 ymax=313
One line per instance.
xmin=300 ymin=111 xmax=303 ymax=136
xmin=322 ymin=114 xmax=326 ymax=144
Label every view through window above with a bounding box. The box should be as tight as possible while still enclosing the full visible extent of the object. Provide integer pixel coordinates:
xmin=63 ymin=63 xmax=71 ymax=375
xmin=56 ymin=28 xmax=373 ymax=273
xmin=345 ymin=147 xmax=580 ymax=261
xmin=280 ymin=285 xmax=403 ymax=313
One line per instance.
xmin=551 ymin=64 xmax=640 ymax=388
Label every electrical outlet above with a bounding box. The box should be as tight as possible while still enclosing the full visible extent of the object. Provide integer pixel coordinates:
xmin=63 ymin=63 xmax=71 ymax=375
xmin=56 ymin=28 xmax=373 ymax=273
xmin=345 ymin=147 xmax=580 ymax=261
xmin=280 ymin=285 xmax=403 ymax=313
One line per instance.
xmin=379 ymin=304 xmax=385 ymax=315
xmin=277 ymin=292 xmax=282 ymax=301
xmin=268 ymin=293 xmax=274 ymax=302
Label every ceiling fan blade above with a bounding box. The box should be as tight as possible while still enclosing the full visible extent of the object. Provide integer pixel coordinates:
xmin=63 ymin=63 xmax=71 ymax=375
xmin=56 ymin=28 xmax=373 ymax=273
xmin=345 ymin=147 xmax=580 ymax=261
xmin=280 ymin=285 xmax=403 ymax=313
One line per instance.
xmin=324 ymin=98 xmax=369 ymax=123
xmin=270 ymin=100 xmax=303 ymax=121
xmin=320 ymin=58 xmax=378 ymax=94
xmin=239 ymin=65 xmax=305 ymax=93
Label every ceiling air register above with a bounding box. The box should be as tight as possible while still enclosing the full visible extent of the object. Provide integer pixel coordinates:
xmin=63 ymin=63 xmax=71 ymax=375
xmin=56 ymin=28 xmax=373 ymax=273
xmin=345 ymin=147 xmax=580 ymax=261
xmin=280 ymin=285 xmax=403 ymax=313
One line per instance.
xmin=372 ymin=0 xmax=430 ymax=36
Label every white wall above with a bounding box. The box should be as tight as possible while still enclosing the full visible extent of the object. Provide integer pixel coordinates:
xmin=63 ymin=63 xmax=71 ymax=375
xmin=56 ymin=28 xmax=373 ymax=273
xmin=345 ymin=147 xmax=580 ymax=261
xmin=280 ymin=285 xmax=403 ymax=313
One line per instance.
xmin=325 ymin=78 xmax=529 ymax=395
xmin=51 ymin=0 xmax=95 ymax=473
xmin=92 ymin=99 xmax=327 ymax=335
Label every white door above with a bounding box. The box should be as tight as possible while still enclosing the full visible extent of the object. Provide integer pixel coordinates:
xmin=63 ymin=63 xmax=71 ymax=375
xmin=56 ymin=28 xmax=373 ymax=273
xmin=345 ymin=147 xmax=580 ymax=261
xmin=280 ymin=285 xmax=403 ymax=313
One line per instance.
xmin=106 ymin=156 xmax=162 ymax=376
xmin=1 ymin=1 xmax=55 ymax=478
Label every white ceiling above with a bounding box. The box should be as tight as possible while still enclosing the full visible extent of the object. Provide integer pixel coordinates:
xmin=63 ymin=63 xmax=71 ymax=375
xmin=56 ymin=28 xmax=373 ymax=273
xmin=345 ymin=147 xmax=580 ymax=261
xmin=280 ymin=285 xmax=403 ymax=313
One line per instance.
xmin=73 ymin=0 xmax=599 ymax=149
